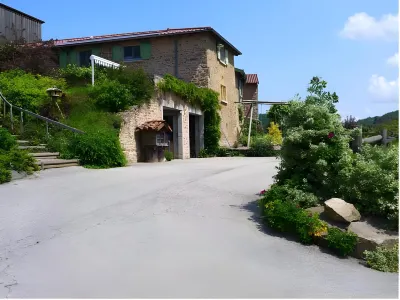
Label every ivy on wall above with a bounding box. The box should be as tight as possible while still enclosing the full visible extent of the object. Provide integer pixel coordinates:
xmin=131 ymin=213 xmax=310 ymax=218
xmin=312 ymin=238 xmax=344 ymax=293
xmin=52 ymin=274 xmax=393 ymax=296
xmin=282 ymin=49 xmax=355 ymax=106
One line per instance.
xmin=157 ymin=74 xmax=221 ymax=154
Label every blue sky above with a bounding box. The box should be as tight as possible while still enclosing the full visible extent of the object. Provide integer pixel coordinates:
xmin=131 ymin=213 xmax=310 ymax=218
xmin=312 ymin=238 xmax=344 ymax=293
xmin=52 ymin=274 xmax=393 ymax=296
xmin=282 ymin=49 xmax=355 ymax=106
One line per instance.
xmin=2 ymin=0 xmax=398 ymax=119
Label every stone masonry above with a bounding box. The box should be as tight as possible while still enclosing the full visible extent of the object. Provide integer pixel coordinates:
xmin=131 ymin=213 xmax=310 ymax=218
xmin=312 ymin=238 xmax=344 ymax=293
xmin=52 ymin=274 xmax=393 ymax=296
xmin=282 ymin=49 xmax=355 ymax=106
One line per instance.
xmin=119 ymin=89 xmax=200 ymax=164
xmin=66 ymin=31 xmax=240 ymax=148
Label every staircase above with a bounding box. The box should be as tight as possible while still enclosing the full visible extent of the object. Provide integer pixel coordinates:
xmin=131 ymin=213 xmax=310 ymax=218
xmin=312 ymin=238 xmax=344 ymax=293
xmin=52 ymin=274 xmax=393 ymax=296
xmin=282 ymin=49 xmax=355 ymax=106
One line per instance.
xmin=15 ymin=138 xmax=79 ymax=170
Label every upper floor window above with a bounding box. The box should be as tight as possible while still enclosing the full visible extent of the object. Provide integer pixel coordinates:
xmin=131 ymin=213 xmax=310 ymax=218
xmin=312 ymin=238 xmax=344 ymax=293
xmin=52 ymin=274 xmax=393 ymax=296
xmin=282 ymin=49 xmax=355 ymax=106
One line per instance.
xmin=124 ymin=46 xmax=141 ymax=61
xmin=79 ymin=50 xmax=92 ymax=67
xmin=217 ymin=44 xmax=228 ymax=65
xmin=238 ymin=79 xmax=243 ymax=99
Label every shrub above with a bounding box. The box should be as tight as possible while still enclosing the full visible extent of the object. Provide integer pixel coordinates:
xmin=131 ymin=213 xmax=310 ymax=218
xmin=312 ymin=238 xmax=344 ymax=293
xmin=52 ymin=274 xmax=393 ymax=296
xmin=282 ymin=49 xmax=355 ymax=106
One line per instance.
xmin=70 ymin=132 xmax=126 ymax=168
xmin=0 ymin=69 xmax=66 ymax=111
xmin=338 ymin=144 xmax=399 ymax=226
xmin=275 ymin=101 xmax=353 ymax=199
xmin=260 ymin=184 xmax=319 ymax=210
xmin=0 ymin=167 xmax=12 ymax=184
xmin=262 ymin=199 xmax=328 ymax=244
xmin=164 ymin=150 xmax=173 ymax=161
xmin=0 ymin=128 xmax=16 ymax=151
xmin=247 ymin=135 xmax=274 ymax=157
xmin=105 ymin=67 xmax=154 ymax=106
xmin=198 ymin=149 xmax=209 ymax=158
xmin=364 ymin=244 xmax=398 ymax=273
xmin=58 ymin=64 xmax=96 ymax=86
xmin=267 ymin=122 xmax=283 ymax=145
xmin=325 ymin=227 xmax=358 ymax=257
xmin=7 ymin=149 xmax=39 ymax=174
xmin=89 ymin=80 xmax=133 ymax=112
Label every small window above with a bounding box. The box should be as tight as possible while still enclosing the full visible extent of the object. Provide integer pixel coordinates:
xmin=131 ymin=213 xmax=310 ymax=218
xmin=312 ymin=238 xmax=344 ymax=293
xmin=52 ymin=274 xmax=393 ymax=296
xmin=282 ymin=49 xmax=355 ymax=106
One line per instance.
xmin=79 ymin=50 xmax=92 ymax=67
xmin=238 ymin=79 xmax=243 ymax=98
xmin=217 ymin=44 xmax=228 ymax=65
xmin=124 ymin=46 xmax=141 ymax=61
xmin=220 ymin=85 xmax=227 ymax=102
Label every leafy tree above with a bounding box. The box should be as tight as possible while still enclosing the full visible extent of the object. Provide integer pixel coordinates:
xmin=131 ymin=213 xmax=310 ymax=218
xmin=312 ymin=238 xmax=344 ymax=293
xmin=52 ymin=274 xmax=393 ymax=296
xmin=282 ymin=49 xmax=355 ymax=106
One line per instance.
xmin=305 ymin=76 xmax=339 ymax=113
xmin=343 ymin=115 xmax=358 ymax=129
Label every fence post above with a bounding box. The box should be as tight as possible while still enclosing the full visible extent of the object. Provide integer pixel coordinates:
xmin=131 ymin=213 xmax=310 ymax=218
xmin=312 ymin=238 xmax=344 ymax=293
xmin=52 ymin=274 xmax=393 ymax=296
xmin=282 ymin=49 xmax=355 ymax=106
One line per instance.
xmin=10 ymin=105 xmax=13 ymax=131
xmin=20 ymin=111 xmax=23 ymax=134
xmin=46 ymin=121 xmax=49 ymax=138
xmin=381 ymin=128 xmax=388 ymax=146
xmin=351 ymin=127 xmax=362 ymax=153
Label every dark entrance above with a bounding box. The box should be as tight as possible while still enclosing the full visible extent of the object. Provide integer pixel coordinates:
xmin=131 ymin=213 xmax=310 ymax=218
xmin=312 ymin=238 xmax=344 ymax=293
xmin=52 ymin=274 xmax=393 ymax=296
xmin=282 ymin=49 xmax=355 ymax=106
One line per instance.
xmin=189 ymin=114 xmax=196 ymax=158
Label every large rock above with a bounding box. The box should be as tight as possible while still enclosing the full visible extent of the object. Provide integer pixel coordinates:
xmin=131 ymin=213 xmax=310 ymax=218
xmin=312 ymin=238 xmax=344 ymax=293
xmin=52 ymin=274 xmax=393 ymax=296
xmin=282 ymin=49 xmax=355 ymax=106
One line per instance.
xmin=348 ymin=221 xmax=399 ymax=259
xmin=324 ymin=198 xmax=361 ymax=223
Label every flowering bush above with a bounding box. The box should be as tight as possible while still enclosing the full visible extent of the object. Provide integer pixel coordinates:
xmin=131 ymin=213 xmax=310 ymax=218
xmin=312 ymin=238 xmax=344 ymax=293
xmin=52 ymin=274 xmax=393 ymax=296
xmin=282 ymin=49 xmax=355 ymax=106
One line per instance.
xmin=267 ymin=122 xmax=283 ymax=145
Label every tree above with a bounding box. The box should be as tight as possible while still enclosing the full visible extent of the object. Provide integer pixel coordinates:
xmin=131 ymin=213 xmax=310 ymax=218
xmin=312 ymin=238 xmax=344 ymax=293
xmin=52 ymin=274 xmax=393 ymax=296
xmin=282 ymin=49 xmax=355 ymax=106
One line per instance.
xmin=343 ymin=115 xmax=358 ymax=129
xmin=305 ymin=76 xmax=339 ymax=113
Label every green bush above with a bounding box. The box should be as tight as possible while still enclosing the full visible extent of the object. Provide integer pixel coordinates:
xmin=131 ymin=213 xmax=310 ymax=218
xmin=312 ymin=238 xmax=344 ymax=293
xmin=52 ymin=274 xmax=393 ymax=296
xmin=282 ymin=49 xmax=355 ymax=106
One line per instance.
xmin=198 ymin=149 xmax=209 ymax=158
xmin=70 ymin=132 xmax=126 ymax=168
xmin=58 ymin=64 xmax=95 ymax=86
xmin=89 ymin=80 xmax=133 ymax=112
xmin=325 ymin=227 xmax=358 ymax=257
xmin=0 ymin=69 xmax=66 ymax=111
xmin=259 ymin=184 xmax=319 ymax=210
xmin=105 ymin=67 xmax=154 ymax=105
xmin=8 ymin=149 xmax=39 ymax=174
xmin=275 ymin=101 xmax=353 ymax=199
xmin=0 ymin=167 xmax=11 ymax=184
xmin=0 ymin=127 xmax=16 ymax=150
xmin=261 ymin=199 xmax=328 ymax=244
xmin=164 ymin=150 xmax=173 ymax=161
xmin=338 ymin=144 xmax=398 ymax=226
xmin=247 ymin=135 xmax=275 ymax=157
xmin=364 ymin=244 xmax=398 ymax=273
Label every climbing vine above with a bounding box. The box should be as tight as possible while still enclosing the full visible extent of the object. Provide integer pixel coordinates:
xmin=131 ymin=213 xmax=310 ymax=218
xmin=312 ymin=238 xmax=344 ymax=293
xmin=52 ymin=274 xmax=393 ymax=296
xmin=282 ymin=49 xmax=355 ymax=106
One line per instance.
xmin=157 ymin=74 xmax=221 ymax=154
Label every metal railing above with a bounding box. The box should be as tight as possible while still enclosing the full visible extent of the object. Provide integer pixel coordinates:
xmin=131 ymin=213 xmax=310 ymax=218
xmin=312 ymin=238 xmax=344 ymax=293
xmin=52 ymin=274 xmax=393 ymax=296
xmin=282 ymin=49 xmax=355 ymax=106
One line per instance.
xmin=0 ymin=92 xmax=84 ymax=135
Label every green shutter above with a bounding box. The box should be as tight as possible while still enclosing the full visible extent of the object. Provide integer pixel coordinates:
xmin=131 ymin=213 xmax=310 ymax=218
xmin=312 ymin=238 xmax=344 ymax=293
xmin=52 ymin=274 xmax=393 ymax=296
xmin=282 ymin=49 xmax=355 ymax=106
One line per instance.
xmin=140 ymin=42 xmax=151 ymax=59
xmin=112 ymin=46 xmax=123 ymax=62
xmin=92 ymin=47 xmax=100 ymax=56
xmin=68 ymin=50 xmax=78 ymax=65
xmin=59 ymin=50 xmax=67 ymax=68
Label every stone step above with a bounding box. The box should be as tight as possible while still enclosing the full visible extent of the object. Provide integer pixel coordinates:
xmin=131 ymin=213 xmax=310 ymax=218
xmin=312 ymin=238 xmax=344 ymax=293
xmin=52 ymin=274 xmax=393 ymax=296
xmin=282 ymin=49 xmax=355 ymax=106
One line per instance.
xmin=18 ymin=145 xmax=46 ymax=150
xmin=31 ymin=152 xmax=60 ymax=159
xmin=35 ymin=158 xmax=79 ymax=170
xmin=16 ymin=140 xmax=30 ymax=144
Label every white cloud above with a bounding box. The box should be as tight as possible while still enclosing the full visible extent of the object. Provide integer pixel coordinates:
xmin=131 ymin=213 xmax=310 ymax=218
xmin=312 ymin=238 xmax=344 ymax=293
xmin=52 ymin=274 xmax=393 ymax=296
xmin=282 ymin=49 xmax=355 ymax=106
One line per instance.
xmin=340 ymin=12 xmax=398 ymax=40
xmin=368 ymin=74 xmax=399 ymax=102
xmin=387 ymin=52 xmax=398 ymax=66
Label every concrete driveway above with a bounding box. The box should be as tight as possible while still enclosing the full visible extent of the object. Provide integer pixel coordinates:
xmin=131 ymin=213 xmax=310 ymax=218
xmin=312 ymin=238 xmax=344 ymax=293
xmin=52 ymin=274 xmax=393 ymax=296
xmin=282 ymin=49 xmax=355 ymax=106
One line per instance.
xmin=0 ymin=157 xmax=398 ymax=298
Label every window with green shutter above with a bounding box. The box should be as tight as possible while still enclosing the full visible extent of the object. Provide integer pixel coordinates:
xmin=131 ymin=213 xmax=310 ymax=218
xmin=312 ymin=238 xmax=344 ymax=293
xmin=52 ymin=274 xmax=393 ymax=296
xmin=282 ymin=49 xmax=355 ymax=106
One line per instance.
xmin=140 ymin=42 xmax=151 ymax=59
xmin=59 ymin=51 xmax=67 ymax=68
xmin=112 ymin=46 xmax=123 ymax=62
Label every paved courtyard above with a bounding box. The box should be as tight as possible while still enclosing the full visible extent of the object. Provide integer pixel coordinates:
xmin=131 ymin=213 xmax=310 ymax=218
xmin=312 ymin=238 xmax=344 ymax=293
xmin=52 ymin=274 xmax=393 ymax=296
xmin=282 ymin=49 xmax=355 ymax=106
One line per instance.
xmin=0 ymin=157 xmax=398 ymax=298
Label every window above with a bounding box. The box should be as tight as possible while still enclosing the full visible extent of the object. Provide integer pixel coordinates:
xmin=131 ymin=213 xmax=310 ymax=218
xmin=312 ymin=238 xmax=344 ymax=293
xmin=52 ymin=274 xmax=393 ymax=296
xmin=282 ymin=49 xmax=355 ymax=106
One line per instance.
xmin=217 ymin=44 xmax=228 ymax=65
xmin=220 ymin=85 xmax=227 ymax=103
xmin=238 ymin=79 xmax=243 ymax=98
xmin=79 ymin=50 xmax=92 ymax=67
xmin=124 ymin=46 xmax=141 ymax=61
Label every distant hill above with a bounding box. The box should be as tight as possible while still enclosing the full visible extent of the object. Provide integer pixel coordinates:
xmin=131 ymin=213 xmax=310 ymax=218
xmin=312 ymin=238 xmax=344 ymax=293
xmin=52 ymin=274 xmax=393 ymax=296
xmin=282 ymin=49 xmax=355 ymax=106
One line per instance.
xmin=357 ymin=110 xmax=398 ymax=126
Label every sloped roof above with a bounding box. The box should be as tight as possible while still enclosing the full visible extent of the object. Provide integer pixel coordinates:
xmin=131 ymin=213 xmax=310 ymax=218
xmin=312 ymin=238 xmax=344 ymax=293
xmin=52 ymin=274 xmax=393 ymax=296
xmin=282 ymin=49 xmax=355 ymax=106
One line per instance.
xmin=246 ymin=74 xmax=259 ymax=84
xmin=135 ymin=120 xmax=172 ymax=133
xmin=54 ymin=27 xmax=241 ymax=55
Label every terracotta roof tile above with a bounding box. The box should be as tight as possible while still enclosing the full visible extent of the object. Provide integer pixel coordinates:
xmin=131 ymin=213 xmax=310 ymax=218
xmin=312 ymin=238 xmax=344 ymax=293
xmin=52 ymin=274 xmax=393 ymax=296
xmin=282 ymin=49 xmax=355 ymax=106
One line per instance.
xmin=135 ymin=120 xmax=172 ymax=132
xmin=246 ymin=74 xmax=259 ymax=84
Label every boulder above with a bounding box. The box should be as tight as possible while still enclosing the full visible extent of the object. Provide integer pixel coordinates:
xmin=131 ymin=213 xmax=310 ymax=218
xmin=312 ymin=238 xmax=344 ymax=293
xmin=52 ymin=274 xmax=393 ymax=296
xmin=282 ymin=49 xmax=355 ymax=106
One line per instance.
xmin=348 ymin=221 xmax=398 ymax=259
xmin=324 ymin=198 xmax=361 ymax=223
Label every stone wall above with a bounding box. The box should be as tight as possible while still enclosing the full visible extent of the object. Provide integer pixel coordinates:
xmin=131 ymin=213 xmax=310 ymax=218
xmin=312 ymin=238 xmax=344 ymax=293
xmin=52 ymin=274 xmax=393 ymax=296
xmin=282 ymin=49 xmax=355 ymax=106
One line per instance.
xmin=119 ymin=90 xmax=196 ymax=164
xmin=204 ymin=35 xmax=240 ymax=147
xmin=119 ymin=98 xmax=163 ymax=164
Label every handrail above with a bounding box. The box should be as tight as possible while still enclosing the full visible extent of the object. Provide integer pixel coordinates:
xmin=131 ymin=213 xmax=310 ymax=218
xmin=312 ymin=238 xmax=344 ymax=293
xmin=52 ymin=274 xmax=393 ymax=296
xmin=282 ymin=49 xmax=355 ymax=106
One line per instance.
xmin=0 ymin=92 xmax=85 ymax=134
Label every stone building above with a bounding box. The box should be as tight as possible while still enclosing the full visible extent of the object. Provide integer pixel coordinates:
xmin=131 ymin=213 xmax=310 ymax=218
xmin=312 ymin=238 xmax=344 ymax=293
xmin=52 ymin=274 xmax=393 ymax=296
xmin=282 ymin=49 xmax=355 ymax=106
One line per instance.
xmin=55 ymin=27 xmax=243 ymax=162
xmin=243 ymin=74 xmax=259 ymax=120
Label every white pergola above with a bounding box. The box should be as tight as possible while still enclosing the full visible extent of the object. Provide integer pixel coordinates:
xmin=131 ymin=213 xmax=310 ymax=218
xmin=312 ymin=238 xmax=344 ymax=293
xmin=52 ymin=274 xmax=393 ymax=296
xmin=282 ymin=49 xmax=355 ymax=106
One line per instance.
xmin=90 ymin=55 xmax=120 ymax=86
